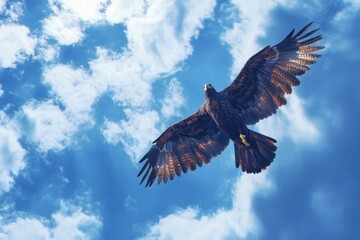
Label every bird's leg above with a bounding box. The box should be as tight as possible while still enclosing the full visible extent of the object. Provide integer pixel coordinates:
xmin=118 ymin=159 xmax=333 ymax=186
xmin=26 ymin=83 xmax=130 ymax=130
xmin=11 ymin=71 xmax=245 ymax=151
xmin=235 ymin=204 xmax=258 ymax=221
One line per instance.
xmin=240 ymin=134 xmax=251 ymax=147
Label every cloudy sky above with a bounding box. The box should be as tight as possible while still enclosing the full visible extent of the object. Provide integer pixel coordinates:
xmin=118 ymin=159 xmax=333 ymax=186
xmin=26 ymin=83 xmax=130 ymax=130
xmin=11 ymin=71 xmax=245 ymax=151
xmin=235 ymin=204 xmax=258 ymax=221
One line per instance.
xmin=0 ymin=0 xmax=359 ymax=239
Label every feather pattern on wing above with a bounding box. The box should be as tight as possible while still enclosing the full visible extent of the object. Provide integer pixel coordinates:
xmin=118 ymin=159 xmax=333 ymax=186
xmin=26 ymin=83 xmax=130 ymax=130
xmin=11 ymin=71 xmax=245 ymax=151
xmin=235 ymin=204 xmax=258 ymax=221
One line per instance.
xmin=220 ymin=22 xmax=324 ymax=125
xmin=138 ymin=107 xmax=230 ymax=187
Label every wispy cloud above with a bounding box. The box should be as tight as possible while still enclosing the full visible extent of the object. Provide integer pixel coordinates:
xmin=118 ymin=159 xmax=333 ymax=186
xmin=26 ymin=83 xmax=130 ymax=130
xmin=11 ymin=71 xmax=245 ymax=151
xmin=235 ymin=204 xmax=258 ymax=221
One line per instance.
xmin=0 ymin=111 xmax=26 ymax=194
xmin=3 ymin=1 xmax=24 ymax=21
xmin=0 ymin=0 xmax=25 ymax=21
xmin=161 ymin=78 xmax=185 ymax=118
xmin=36 ymin=37 xmax=59 ymax=62
xmin=311 ymin=189 xmax=344 ymax=233
xmin=124 ymin=194 xmax=138 ymax=211
xmin=102 ymin=109 xmax=160 ymax=161
xmin=140 ymin=173 xmax=272 ymax=240
xmin=0 ymin=0 xmax=5 ymax=12
xmin=324 ymin=0 xmax=360 ymax=55
xmin=334 ymin=0 xmax=360 ymax=22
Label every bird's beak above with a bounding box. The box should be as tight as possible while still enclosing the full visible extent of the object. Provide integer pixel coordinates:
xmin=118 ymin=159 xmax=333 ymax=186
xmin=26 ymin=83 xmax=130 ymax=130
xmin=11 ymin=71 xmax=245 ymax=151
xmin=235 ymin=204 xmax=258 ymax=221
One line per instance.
xmin=204 ymin=84 xmax=210 ymax=91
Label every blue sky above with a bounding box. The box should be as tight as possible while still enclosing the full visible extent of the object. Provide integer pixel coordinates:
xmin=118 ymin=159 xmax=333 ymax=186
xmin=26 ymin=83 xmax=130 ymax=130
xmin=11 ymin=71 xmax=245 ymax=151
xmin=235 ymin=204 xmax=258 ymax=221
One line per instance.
xmin=0 ymin=0 xmax=359 ymax=239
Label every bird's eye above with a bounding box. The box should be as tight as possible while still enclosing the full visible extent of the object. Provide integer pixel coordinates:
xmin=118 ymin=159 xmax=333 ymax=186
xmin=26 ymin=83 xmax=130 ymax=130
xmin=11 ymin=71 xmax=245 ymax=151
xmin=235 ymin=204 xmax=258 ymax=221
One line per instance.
xmin=209 ymin=84 xmax=212 ymax=87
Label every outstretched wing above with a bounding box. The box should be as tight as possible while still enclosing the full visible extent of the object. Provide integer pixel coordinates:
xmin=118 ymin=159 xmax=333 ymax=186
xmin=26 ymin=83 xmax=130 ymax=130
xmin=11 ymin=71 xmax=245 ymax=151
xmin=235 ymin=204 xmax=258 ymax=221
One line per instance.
xmin=138 ymin=107 xmax=230 ymax=187
xmin=220 ymin=22 xmax=324 ymax=125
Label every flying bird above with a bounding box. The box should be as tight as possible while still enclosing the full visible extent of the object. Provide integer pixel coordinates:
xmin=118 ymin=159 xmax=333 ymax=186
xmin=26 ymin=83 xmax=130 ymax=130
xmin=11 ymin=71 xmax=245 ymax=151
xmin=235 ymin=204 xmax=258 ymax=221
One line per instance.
xmin=138 ymin=22 xmax=324 ymax=187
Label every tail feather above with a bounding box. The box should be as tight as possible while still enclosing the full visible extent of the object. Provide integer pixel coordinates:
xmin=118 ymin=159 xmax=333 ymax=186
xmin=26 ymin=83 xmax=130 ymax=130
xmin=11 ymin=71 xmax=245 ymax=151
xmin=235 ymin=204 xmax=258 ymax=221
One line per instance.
xmin=235 ymin=130 xmax=277 ymax=173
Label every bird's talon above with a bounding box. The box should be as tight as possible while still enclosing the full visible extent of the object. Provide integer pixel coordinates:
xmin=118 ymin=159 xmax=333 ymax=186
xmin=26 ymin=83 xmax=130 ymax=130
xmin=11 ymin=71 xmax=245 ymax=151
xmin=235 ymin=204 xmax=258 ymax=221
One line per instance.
xmin=240 ymin=134 xmax=251 ymax=147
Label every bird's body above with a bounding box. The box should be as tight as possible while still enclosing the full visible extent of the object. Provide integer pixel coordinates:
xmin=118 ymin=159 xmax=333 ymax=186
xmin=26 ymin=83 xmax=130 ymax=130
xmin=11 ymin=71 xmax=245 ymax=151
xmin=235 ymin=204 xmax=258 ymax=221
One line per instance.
xmin=204 ymin=84 xmax=248 ymax=142
xmin=204 ymin=83 xmax=277 ymax=173
xmin=137 ymin=22 xmax=324 ymax=187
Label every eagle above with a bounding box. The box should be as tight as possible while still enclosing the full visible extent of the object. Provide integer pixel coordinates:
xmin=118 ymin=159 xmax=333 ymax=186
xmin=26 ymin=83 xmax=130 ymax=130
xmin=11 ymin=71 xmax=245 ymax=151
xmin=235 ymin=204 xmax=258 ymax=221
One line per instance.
xmin=138 ymin=22 xmax=323 ymax=187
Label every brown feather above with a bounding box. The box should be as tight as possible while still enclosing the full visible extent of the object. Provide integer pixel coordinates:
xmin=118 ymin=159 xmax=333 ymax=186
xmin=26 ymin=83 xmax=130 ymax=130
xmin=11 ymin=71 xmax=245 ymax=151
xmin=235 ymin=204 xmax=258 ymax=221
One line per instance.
xmin=298 ymin=45 xmax=324 ymax=53
xmin=293 ymin=21 xmax=313 ymax=39
xmin=138 ymin=109 xmax=229 ymax=186
xmin=290 ymin=58 xmax=316 ymax=65
xmin=298 ymin=53 xmax=321 ymax=60
xmin=299 ymin=36 xmax=322 ymax=46
xmin=219 ymin=22 xmax=323 ymax=125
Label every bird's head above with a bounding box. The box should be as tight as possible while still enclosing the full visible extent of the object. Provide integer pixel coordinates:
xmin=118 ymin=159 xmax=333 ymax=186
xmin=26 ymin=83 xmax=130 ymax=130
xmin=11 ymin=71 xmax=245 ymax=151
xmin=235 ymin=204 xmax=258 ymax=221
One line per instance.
xmin=204 ymin=83 xmax=217 ymax=98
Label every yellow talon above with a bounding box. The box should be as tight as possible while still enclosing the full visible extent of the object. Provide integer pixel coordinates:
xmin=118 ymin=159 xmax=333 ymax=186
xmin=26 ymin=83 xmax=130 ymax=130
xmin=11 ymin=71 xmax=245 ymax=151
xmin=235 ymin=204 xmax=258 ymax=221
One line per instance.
xmin=240 ymin=134 xmax=251 ymax=147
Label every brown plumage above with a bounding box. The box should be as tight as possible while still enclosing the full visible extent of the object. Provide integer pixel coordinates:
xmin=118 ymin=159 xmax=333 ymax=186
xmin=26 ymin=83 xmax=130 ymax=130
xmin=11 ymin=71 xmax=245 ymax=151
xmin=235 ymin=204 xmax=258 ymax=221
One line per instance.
xmin=138 ymin=22 xmax=324 ymax=187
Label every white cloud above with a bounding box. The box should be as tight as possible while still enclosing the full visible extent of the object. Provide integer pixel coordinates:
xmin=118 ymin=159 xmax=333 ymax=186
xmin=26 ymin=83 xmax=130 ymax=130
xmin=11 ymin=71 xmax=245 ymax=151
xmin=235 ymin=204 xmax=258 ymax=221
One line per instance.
xmin=105 ymin=0 xmax=215 ymax=158
xmin=105 ymin=0 xmax=146 ymax=24
xmin=0 ymin=111 xmax=26 ymax=194
xmin=140 ymin=173 xmax=272 ymax=240
xmin=102 ymin=109 xmax=160 ymax=161
xmin=40 ymin=56 xmax=153 ymax=153
xmin=0 ymin=200 xmax=102 ymax=240
xmin=43 ymin=0 xmax=107 ymax=45
xmin=43 ymin=64 xmax=102 ymax=122
xmin=30 ymin=48 xmax=147 ymax=153
xmin=0 ymin=24 xmax=37 ymax=68
xmin=101 ymin=118 xmax=122 ymax=145
xmin=41 ymin=46 xmax=58 ymax=62
xmin=39 ymin=0 xmax=215 ymax=155
xmin=221 ymin=0 xmax=288 ymax=79
xmin=0 ymin=0 xmax=24 ymax=21
xmin=53 ymin=0 xmax=107 ymax=24
xmin=89 ymin=49 xmax=152 ymax=107
xmin=95 ymin=0 xmax=216 ymax=106
xmin=0 ymin=218 xmax=51 ymax=240
xmin=18 ymin=63 xmax=105 ymax=153
xmin=3 ymin=1 xmax=24 ymax=21
xmin=0 ymin=0 xmax=6 ymax=12
xmin=256 ymin=92 xmax=320 ymax=144
xmin=43 ymin=12 xmax=84 ymax=45
xmin=21 ymin=100 xmax=76 ymax=152
xmin=334 ymin=0 xmax=360 ymax=21
xmin=126 ymin=0 xmax=216 ymax=77
xmin=36 ymin=37 xmax=59 ymax=62
xmin=161 ymin=78 xmax=185 ymax=118
xmin=51 ymin=201 xmax=102 ymax=240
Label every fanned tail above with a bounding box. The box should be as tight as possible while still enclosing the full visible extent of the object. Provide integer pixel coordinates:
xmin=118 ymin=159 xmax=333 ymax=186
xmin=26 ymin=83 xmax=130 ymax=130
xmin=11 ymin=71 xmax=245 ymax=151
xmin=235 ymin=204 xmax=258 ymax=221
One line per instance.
xmin=235 ymin=130 xmax=277 ymax=173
